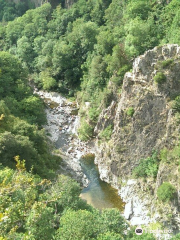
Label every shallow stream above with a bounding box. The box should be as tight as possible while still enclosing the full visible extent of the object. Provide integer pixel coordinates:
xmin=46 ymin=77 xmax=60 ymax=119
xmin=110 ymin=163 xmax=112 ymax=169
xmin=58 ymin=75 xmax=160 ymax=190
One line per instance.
xmin=35 ymin=90 xmax=124 ymax=211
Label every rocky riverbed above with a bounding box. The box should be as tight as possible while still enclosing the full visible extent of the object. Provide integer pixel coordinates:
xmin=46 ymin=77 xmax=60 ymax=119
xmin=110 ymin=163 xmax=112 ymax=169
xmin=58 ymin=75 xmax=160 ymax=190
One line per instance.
xmin=34 ymin=89 xmax=93 ymax=187
xmin=34 ymin=89 xmax=125 ymax=212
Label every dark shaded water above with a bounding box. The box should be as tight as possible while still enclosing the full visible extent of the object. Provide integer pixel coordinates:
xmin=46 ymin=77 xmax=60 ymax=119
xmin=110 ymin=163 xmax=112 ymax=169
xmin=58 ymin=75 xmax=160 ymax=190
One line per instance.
xmin=80 ymin=158 xmax=125 ymax=211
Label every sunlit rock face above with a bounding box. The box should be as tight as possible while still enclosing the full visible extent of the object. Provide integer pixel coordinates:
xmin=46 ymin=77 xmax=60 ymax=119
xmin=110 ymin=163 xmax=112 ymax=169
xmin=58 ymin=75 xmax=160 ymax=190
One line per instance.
xmin=94 ymin=44 xmax=180 ymax=228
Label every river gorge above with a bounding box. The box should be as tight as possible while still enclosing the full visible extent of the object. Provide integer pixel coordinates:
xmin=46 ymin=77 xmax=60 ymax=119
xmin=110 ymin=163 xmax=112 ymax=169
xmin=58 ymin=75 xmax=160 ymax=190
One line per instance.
xmin=34 ymin=89 xmax=125 ymax=211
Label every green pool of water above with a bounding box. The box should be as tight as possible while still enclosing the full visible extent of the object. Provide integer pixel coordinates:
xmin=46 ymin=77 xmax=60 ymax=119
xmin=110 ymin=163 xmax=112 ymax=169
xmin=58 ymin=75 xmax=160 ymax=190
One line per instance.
xmin=80 ymin=157 xmax=125 ymax=211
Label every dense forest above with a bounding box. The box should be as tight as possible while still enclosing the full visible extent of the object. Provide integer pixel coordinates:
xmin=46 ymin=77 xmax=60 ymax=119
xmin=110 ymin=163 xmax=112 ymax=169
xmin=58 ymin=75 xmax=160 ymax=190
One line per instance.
xmin=1 ymin=0 xmax=180 ymax=239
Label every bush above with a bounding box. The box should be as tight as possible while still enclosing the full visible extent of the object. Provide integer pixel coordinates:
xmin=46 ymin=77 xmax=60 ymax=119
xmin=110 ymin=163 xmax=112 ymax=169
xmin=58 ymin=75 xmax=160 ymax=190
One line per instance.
xmin=126 ymin=107 xmax=135 ymax=117
xmin=157 ymin=182 xmax=176 ymax=202
xmin=153 ymin=72 xmax=166 ymax=84
xmin=161 ymin=59 xmax=174 ymax=68
xmin=173 ymin=95 xmax=180 ymax=113
xmin=99 ymin=124 xmax=113 ymax=141
xmin=111 ymin=65 xmax=131 ymax=86
xmin=133 ymin=151 xmax=159 ymax=178
xmin=78 ymin=120 xmax=94 ymax=141
xmin=55 ymin=209 xmax=98 ymax=240
xmin=155 ymin=59 xmax=174 ymax=70
xmin=88 ymin=107 xmax=100 ymax=123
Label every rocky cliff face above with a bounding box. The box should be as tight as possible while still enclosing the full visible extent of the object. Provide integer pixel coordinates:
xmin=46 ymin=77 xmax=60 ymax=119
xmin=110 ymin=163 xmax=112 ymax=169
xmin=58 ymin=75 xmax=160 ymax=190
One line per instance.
xmin=94 ymin=44 xmax=180 ymax=230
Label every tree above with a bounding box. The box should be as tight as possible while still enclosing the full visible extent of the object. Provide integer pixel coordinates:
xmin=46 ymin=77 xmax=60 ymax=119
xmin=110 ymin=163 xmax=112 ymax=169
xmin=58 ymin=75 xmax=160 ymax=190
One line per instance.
xmin=124 ymin=0 xmax=151 ymax=20
xmin=0 ymin=167 xmax=40 ymax=238
xmin=20 ymin=95 xmax=46 ymax=125
xmin=124 ymin=16 xmax=159 ymax=57
xmin=25 ymin=202 xmax=55 ymax=240
xmin=17 ymin=36 xmax=36 ymax=69
xmin=39 ymin=70 xmax=57 ymax=91
xmin=55 ymin=209 xmax=98 ymax=240
xmin=0 ymin=52 xmax=26 ymax=97
xmin=40 ymin=175 xmax=83 ymax=213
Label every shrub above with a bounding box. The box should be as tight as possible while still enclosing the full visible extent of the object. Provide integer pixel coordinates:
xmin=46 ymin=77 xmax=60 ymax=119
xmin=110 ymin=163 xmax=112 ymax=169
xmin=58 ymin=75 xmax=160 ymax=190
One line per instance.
xmin=99 ymin=125 xmax=113 ymax=141
xmin=78 ymin=120 xmax=94 ymax=141
xmin=153 ymin=72 xmax=166 ymax=84
xmin=126 ymin=107 xmax=135 ymax=117
xmin=111 ymin=65 xmax=131 ymax=86
xmin=155 ymin=59 xmax=174 ymax=70
xmin=173 ymin=95 xmax=180 ymax=113
xmin=161 ymin=59 xmax=174 ymax=68
xmin=157 ymin=182 xmax=176 ymax=202
xmin=88 ymin=107 xmax=100 ymax=123
xmin=133 ymin=151 xmax=159 ymax=178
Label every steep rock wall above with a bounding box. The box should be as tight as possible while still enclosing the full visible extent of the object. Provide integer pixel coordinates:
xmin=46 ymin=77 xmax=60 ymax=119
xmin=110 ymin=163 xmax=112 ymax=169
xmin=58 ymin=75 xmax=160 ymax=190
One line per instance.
xmin=94 ymin=44 xmax=180 ymax=229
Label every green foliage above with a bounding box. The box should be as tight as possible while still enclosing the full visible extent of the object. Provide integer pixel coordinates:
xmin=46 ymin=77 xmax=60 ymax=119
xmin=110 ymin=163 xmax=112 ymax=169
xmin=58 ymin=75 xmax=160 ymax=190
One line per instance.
xmin=55 ymin=208 xmax=127 ymax=240
xmin=0 ymin=53 xmax=59 ymax=178
xmin=126 ymin=107 xmax=135 ymax=117
xmin=98 ymin=209 xmax=127 ymax=236
xmin=157 ymin=182 xmax=176 ymax=202
xmin=111 ymin=65 xmax=131 ymax=86
xmin=21 ymin=95 xmax=46 ymax=125
xmin=133 ymin=152 xmax=159 ymax=178
xmin=97 ymin=231 xmax=123 ymax=240
xmin=55 ymin=209 xmax=97 ymax=240
xmin=0 ymin=0 xmax=35 ymax=22
xmin=161 ymin=59 xmax=174 ymax=68
xmin=99 ymin=125 xmax=113 ymax=141
xmin=0 ymin=167 xmax=89 ymax=239
xmin=161 ymin=1 xmax=180 ymax=44
xmin=39 ymin=70 xmax=57 ymax=91
xmin=25 ymin=202 xmax=56 ymax=240
xmin=0 ymin=163 xmax=133 ymax=239
xmin=88 ymin=107 xmax=100 ymax=123
xmin=125 ymin=0 xmax=151 ymax=21
xmin=173 ymin=95 xmax=180 ymax=113
xmin=155 ymin=59 xmax=174 ymax=70
xmin=153 ymin=72 xmax=166 ymax=84
xmin=124 ymin=16 xmax=159 ymax=57
xmin=0 ymin=167 xmax=40 ymax=238
xmin=0 ymin=51 xmax=27 ymax=97
xmin=78 ymin=119 xmax=94 ymax=141
xmin=171 ymin=233 xmax=180 ymax=240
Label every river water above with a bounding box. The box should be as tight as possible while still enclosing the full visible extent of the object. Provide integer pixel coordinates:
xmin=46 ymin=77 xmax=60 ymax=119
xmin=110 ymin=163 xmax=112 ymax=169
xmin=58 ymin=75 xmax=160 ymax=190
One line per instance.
xmin=80 ymin=157 xmax=125 ymax=211
xmin=35 ymin=90 xmax=124 ymax=211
